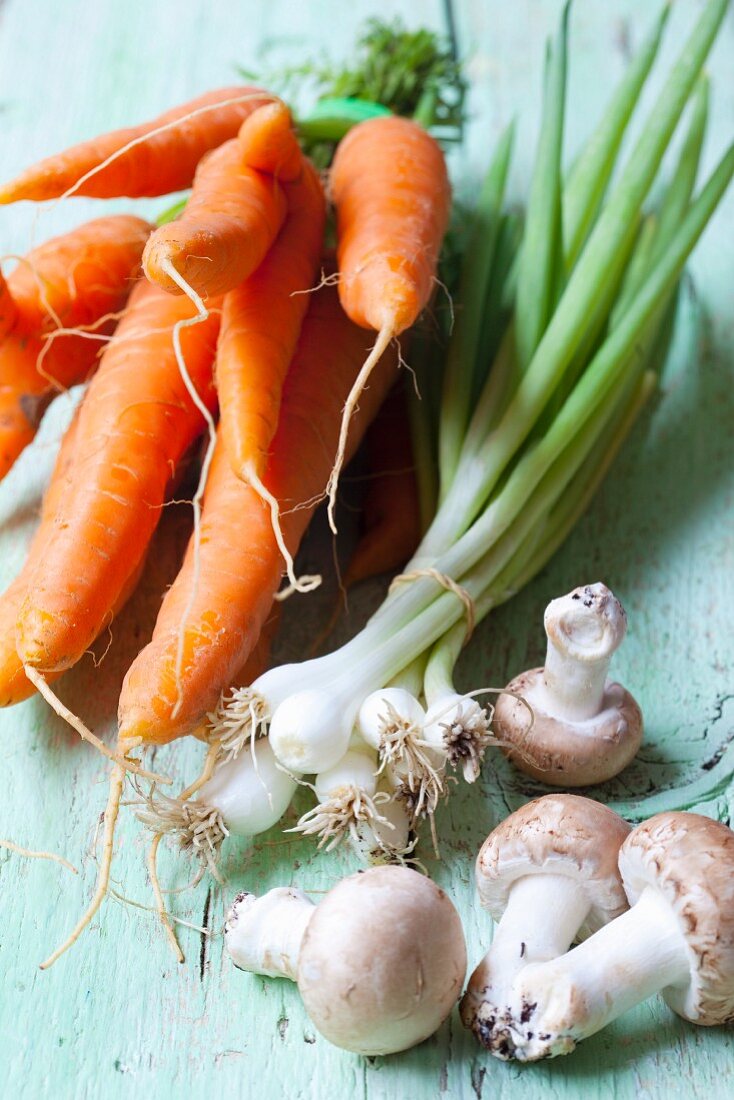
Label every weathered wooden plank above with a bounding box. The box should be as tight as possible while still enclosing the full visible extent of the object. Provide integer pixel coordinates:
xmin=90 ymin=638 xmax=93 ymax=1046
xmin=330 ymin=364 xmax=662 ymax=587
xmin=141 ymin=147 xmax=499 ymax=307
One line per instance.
xmin=0 ymin=2 xmax=732 ymax=1098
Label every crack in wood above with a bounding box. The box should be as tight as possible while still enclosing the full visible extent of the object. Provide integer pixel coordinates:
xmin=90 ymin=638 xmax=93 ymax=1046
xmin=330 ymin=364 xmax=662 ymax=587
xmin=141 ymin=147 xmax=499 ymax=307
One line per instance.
xmin=199 ymin=885 xmax=212 ymax=982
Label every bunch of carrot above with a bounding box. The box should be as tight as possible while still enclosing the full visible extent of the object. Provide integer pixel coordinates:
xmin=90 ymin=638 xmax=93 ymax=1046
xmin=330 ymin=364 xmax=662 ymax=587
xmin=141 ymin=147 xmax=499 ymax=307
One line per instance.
xmin=5 ymin=4 xmax=729 ymax=973
xmin=0 ymin=25 xmax=458 ymax=964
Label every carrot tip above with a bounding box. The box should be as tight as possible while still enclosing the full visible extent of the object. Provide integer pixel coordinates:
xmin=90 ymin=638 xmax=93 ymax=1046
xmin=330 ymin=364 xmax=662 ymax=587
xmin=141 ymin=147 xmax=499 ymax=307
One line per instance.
xmin=23 ymin=666 xmax=172 ymax=784
xmin=0 ymin=838 xmax=78 ymax=875
xmin=148 ymin=833 xmax=185 ymax=963
xmin=326 ymin=324 xmax=395 ymax=534
xmin=246 ymin=465 xmax=322 ymax=595
xmin=39 ymin=758 xmax=125 ymax=969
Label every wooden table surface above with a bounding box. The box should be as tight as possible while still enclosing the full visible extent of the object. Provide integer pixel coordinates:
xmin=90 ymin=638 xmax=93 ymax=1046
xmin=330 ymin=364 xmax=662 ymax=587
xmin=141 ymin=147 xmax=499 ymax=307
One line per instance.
xmin=0 ymin=1 xmax=733 ymax=1097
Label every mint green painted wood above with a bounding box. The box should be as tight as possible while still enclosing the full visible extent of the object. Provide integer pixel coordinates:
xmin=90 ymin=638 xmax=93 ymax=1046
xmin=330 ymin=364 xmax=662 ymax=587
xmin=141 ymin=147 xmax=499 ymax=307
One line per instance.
xmin=0 ymin=2 xmax=733 ymax=1097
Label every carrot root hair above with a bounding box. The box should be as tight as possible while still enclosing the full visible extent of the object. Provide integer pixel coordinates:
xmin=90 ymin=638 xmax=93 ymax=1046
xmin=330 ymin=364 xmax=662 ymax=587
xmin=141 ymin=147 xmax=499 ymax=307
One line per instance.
xmin=39 ymin=758 xmax=126 ymax=969
xmin=34 ymin=309 xmax=129 ymax=389
xmin=108 ymin=885 xmax=210 ymax=933
xmin=147 ymin=833 xmax=184 ymax=963
xmin=0 ymin=838 xmax=78 ymax=875
xmin=246 ymin=464 xmax=321 ymax=595
xmin=326 ymin=323 xmax=394 ymax=533
xmin=23 ymin=666 xmax=171 ymax=784
xmin=144 ymin=738 xmax=221 ymax=961
xmin=51 ymin=90 xmax=274 ymax=208
xmin=136 ymin=739 xmax=226 ymax=887
xmin=0 ymin=252 xmax=65 ymax=329
xmin=158 ymin=257 xmax=218 ymax=721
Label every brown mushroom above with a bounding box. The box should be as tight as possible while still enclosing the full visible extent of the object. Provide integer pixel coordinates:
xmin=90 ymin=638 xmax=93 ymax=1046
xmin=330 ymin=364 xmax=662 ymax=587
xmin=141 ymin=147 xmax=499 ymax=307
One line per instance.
xmin=225 ymin=865 xmax=467 ymax=1055
xmin=493 ymin=582 xmax=642 ymax=785
xmin=487 ymin=811 xmax=734 ymax=1060
xmin=460 ymin=794 xmax=631 ymax=1052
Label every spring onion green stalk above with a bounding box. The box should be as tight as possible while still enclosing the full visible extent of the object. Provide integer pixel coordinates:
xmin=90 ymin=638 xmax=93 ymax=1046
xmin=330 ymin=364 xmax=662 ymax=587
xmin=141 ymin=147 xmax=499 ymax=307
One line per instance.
xmin=562 ymin=3 xmax=670 ymax=267
xmin=514 ymin=5 xmax=569 ymax=375
xmin=438 ymin=122 xmax=516 ymax=490
xmin=163 ymin=0 xmax=732 ymax=869
xmin=422 ymin=630 xmax=492 ymax=783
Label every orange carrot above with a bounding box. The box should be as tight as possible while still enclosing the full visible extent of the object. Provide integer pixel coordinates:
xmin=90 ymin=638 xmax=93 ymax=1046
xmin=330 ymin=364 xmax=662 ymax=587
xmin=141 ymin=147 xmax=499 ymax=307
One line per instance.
xmin=0 ymin=410 xmax=80 ymax=706
xmin=118 ymin=284 xmax=400 ymax=746
xmin=217 ymin=162 xmax=324 ymax=476
xmin=0 ymin=86 xmax=269 ymax=202
xmin=0 ymin=215 xmax=151 ymax=478
xmin=0 ymin=268 xmax=18 ymax=340
xmin=237 ymin=100 xmax=303 ymax=182
xmin=220 ymin=101 xmax=323 ymax=479
xmin=14 ymin=280 xmax=220 ymax=677
xmin=344 ymin=382 xmax=421 ymax=586
xmin=326 ymin=115 xmax=451 ymax=526
xmin=0 ymin=400 xmax=152 ymax=709
xmin=143 ymin=139 xmax=287 ymax=300
xmin=216 ymin=156 xmax=325 ymax=586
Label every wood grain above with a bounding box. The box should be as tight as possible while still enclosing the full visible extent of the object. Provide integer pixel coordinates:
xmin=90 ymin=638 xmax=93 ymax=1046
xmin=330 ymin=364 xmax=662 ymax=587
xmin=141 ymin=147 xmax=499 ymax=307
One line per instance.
xmin=0 ymin=2 xmax=733 ymax=1097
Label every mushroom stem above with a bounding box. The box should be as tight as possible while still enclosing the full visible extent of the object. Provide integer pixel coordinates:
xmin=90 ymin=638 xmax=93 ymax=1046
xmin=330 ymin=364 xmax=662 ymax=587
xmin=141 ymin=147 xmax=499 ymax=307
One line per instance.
xmin=502 ymin=886 xmax=689 ymax=1060
xmin=542 ymin=639 xmax=608 ymax=722
xmin=541 ymin=585 xmax=627 ymax=722
xmin=225 ymin=887 xmax=315 ymax=980
xmin=490 ymin=873 xmax=592 ymax=974
xmin=462 ymin=873 xmax=591 ymax=1031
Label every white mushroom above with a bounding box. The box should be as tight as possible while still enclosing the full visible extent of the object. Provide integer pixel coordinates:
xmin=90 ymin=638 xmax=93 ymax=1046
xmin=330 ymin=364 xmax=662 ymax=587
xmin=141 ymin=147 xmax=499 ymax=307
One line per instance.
xmin=460 ymin=794 xmax=631 ymax=1051
xmin=493 ymin=582 xmax=642 ymax=785
xmin=490 ymin=811 xmax=734 ymax=1060
xmin=225 ymin=865 xmax=467 ymax=1055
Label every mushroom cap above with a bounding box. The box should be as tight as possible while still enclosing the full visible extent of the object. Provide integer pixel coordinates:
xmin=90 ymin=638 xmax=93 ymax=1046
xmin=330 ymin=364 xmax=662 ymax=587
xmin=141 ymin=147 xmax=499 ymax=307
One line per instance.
xmin=619 ymin=811 xmax=734 ymax=1025
xmin=297 ymin=865 xmax=467 ymax=1055
xmin=493 ymin=668 xmax=642 ymax=786
xmin=476 ymin=794 xmax=631 ymax=937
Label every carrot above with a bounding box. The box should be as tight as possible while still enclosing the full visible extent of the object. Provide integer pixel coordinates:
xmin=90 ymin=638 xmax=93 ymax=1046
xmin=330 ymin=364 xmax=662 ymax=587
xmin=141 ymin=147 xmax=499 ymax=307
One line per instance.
xmin=326 ymin=115 xmax=451 ymax=528
xmin=237 ymin=100 xmax=303 ymax=182
xmin=0 ymin=406 xmax=158 ymax=783
xmin=217 ymin=151 xmax=325 ymax=588
xmin=0 ymin=268 xmax=18 ymax=340
xmin=221 ymin=102 xmax=322 ymax=478
xmin=0 ymin=409 xmax=80 ymax=707
xmin=143 ymin=139 xmax=287 ymax=300
xmin=14 ymin=279 xmax=220 ymax=678
xmin=344 ymin=382 xmax=421 ymax=586
xmin=0 ymin=215 xmax=151 ymax=478
xmin=118 ymin=284 xmax=400 ymax=746
xmin=0 ymin=86 xmax=269 ymax=202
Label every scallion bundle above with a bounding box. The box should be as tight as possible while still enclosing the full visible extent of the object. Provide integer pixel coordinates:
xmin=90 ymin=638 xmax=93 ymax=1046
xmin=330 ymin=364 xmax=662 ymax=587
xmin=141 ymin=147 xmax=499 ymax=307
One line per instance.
xmin=159 ymin=0 xmax=733 ymax=866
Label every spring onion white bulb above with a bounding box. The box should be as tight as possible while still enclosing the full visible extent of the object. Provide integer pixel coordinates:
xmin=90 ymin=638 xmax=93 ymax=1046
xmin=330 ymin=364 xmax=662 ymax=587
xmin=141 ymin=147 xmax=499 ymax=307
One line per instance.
xmin=293 ymin=747 xmax=386 ymax=853
xmin=358 ymin=688 xmax=446 ymax=826
xmin=423 ymin=693 xmax=491 ymax=782
xmin=314 ymin=750 xmax=379 ymax=803
xmin=269 ymin=689 xmax=356 ymax=773
xmin=198 ymin=737 xmax=297 ymax=836
xmin=357 ymin=688 xmax=426 ymax=751
xmin=351 ymin=788 xmax=413 ymax=865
